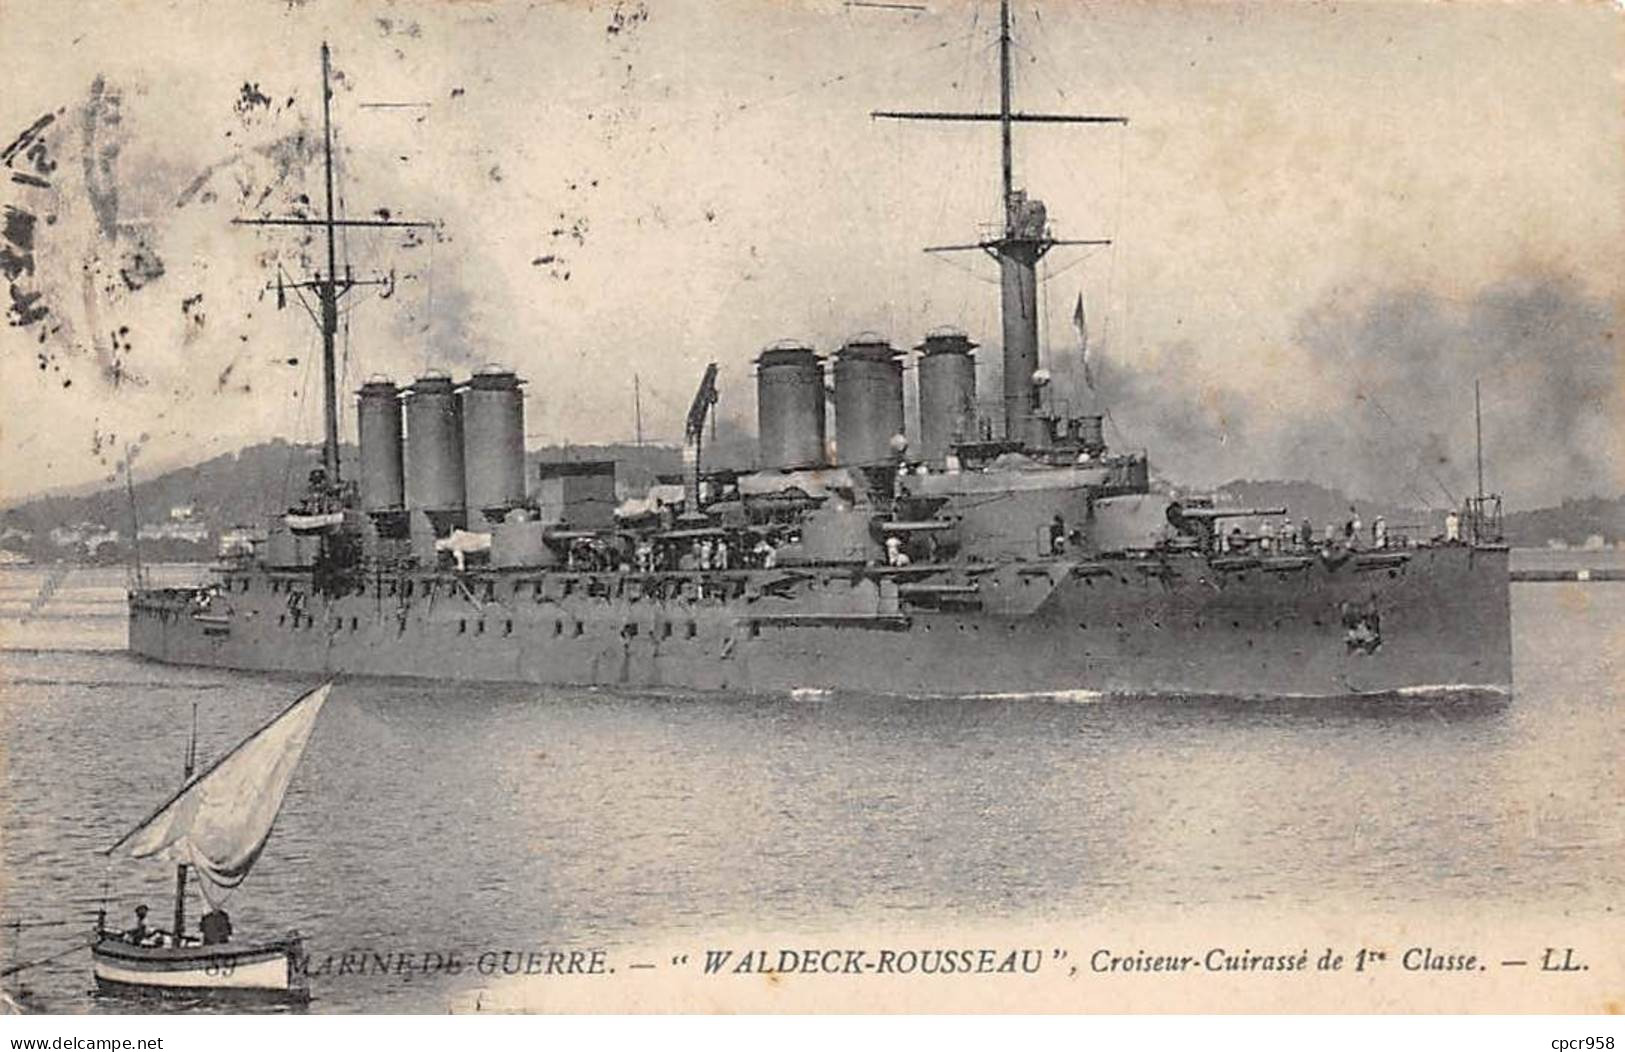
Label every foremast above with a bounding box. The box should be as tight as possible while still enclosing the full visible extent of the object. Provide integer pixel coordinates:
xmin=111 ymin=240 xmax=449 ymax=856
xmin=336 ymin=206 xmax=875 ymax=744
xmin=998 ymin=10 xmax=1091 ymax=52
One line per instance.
xmin=234 ymin=43 xmax=435 ymax=503
xmin=874 ymin=0 xmax=1126 ymax=447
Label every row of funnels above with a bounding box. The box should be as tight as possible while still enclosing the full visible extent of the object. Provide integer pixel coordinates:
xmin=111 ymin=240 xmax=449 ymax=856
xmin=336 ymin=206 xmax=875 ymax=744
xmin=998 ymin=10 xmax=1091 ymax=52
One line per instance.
xmin=755 ymin=328 xmax=979 ymax=470
xmin=356 ymin=365 xmax=526 ymax=528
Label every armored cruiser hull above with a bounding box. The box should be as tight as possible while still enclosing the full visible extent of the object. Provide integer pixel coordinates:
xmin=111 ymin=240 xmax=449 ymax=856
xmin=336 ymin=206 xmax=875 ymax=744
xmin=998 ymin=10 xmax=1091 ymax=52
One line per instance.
xmin=125 ymin=29 xmax=1515 ymax=701
xmin=130 ymin=544 xmax=1510 ymax=699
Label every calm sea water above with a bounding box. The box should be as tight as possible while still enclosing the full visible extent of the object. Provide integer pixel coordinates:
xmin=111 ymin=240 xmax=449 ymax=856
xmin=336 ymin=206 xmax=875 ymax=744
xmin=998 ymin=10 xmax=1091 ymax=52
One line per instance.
xmin=1 ymin=562 xmax=1620 ymax=1013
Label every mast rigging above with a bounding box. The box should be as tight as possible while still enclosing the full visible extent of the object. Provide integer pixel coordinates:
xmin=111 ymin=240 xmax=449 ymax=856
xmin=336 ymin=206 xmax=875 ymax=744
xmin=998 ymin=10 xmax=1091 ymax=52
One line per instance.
xmin=233 ymin=43 xmax=436 ymax=497
xmin=873 ymin=0 xmax=1125 ymax=445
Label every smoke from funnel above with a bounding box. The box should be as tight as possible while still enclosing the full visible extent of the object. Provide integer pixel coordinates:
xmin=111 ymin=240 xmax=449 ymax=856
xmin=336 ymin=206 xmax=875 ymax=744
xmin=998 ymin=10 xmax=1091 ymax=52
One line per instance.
xmin=1095 ymin=273 xmax=1619 ymax=508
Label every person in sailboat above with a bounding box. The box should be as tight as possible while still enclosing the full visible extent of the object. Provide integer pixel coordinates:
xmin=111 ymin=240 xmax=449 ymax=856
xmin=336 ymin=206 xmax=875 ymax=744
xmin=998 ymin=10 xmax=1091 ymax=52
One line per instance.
xmin=200 ymin=908 xmax=233 ymax=945
xmin=123 ymin=904 xmax=155 ymax=945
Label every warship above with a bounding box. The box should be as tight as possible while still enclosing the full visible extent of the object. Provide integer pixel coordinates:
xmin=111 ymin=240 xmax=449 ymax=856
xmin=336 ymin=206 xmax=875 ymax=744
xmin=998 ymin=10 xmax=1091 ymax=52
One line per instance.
xmin=128 ymin=10 xmax=1512 ymax=699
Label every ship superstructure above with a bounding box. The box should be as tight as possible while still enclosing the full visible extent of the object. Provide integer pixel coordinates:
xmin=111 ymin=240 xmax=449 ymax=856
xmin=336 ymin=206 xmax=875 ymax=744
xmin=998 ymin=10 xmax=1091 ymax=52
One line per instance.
xmin=128 ymin=12 xmax=1512 ymax=699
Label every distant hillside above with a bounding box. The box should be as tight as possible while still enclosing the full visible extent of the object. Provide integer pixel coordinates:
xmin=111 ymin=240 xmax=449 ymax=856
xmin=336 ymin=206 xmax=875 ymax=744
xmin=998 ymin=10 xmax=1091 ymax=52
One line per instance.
xmin=1 ymin=440 xmax=323 ymax=564
xmin=1211 ymin=481 xmax=1623 ymax=547
xmin=3 ymin=444 xmax=1616 ymax=563
xmin=0 ymin=439 xmax=687 ymax=564
xmin=1502 ymin=496 xmax=1624 ymax=548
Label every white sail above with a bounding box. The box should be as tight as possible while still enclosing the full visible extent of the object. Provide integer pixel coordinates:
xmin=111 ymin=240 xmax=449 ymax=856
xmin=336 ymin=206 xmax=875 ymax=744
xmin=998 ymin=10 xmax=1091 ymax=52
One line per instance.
xmin=106 ymin=683 xmax=332 ymax=890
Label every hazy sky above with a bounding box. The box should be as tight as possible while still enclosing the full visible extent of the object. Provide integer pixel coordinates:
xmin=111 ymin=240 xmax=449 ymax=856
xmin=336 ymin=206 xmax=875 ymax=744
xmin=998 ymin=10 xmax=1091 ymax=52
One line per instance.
xmin=1 ymin=0 xmax=1619 ymax=508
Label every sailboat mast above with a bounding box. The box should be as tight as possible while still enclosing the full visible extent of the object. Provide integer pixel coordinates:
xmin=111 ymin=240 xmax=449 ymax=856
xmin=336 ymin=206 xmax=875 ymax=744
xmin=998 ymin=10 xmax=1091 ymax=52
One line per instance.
xmin=319 ymin=42 xmax=342 ymax=487
xmin=172 ymin=704 xmax=198 ymax=944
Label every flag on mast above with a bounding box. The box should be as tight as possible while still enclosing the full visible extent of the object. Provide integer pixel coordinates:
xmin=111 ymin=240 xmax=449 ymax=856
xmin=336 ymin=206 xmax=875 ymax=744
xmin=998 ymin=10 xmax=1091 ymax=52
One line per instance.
xmin=1072 ymin=292 xmax=1093 ymax=390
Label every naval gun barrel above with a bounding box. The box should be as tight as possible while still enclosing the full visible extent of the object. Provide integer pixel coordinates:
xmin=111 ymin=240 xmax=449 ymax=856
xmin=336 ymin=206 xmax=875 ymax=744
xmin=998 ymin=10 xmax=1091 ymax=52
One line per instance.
xmin=1177 ymin=506 xmax=1288 ymax=520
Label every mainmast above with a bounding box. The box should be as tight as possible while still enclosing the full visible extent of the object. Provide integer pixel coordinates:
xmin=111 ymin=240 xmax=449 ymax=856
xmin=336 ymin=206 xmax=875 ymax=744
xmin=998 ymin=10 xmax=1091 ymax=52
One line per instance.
xmin=235 ymin=43 xmax=435 ymax=501
xmin=874 ymin=0 xmax=1126 ymax=447
xmin=1475 ymin=379 xmax=1484 ymax=503
xmin=998 ymin=0 xmax=1014 ymax=219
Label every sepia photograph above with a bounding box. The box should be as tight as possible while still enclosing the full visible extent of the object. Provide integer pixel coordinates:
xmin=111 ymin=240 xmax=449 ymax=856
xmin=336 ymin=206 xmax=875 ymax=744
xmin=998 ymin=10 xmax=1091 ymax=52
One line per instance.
xmin=0 ymin=0 xmax=1620 ymax=1025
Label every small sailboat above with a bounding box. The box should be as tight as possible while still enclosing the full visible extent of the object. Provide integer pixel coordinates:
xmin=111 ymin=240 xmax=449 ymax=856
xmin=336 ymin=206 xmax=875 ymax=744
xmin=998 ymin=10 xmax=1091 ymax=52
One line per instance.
xmin=91 ymin=682 xmax=332 ymax=1001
